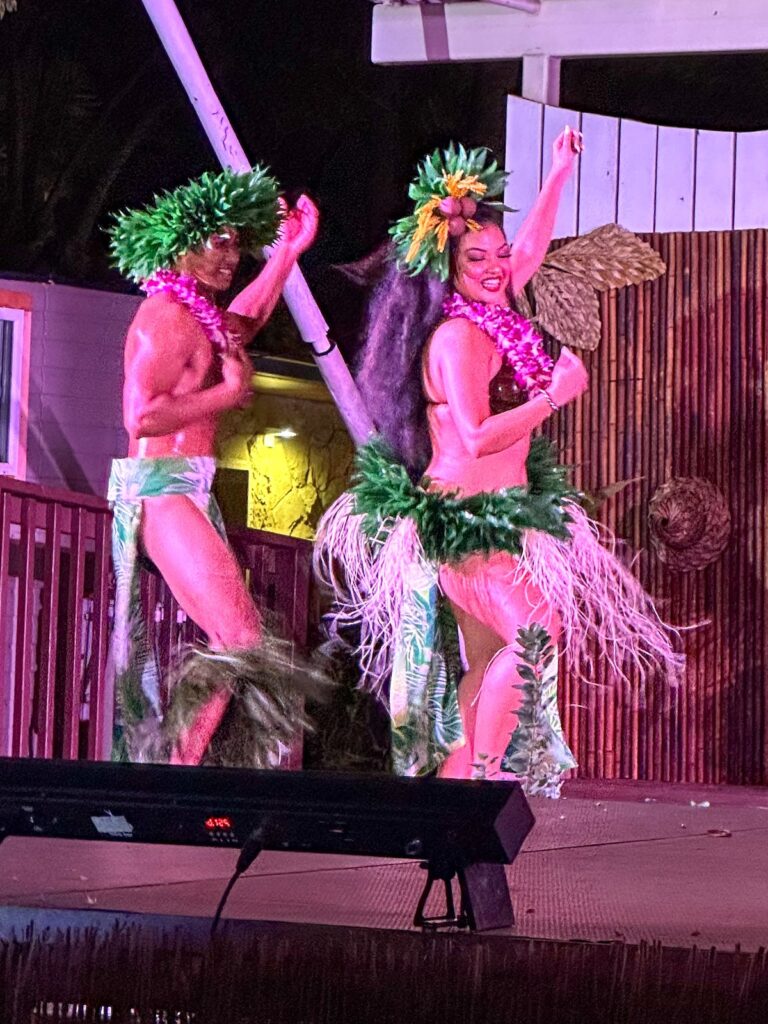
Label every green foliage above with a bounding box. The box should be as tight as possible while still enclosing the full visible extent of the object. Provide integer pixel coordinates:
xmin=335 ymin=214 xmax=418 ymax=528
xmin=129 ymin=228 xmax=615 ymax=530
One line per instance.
xmin=389 ymin=142 xmax=509 ymax=281
xmin=500 ymin=622 xmax=569 ymax=791
xmin=515 ymin=623 xmax=557 ymax=683
xmin=304 ymin=631 xmax=391 ymax=773
xmin=108 ymin=166 xmax=281 ymax=280
xmin=352 ymin=435 xmax=579 ymax=563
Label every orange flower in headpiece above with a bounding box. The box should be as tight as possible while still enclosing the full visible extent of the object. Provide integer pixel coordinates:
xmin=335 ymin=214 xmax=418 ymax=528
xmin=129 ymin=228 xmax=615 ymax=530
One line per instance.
xmin=391 ymin=144 xmax=509 ymax=280
xmin=443 ymin=172 xmax=488 ymax=199
xmin=406 ymin=173 xmax=489 ymax=263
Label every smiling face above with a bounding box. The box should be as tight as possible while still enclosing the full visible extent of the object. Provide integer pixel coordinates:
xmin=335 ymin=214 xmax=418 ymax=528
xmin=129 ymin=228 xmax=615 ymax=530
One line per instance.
xmin=452 ymin=222 xmax=512 ymax=306
xmin=175 ymin=226 xmax=241 ymax=293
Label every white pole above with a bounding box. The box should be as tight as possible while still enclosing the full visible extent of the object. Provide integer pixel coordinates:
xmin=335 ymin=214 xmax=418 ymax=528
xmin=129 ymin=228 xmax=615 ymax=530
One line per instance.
xmin=141 ymin=0 xmax=374 ymax=445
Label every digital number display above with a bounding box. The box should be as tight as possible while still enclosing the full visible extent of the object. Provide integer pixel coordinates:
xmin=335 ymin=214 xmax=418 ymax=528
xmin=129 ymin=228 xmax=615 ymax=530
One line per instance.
xmin=205 ymin=816 xmax=233 ymax=830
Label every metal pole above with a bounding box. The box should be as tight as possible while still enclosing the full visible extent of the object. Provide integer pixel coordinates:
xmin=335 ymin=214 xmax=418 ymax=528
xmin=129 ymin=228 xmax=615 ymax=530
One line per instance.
xmin=142 ymin=0 xmax=374 ymax=445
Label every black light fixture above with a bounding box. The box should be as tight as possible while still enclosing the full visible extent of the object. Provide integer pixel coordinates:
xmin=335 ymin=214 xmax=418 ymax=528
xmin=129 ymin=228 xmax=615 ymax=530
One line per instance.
xmin=0 ymin=758 xmax=534 ymax=932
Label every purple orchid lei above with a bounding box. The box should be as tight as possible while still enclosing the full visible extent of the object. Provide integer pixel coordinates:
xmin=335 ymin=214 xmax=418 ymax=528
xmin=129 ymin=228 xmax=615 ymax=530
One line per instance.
xmin=442 ymin=291 xmax=554 ymax=398
xmin=143 ymin=269 xmax=236 ymax=355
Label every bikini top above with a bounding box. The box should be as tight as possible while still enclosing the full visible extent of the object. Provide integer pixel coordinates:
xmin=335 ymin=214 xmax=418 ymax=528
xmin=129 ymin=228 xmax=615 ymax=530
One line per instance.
xmin=488 ymin=361 xmax=526 ymax=415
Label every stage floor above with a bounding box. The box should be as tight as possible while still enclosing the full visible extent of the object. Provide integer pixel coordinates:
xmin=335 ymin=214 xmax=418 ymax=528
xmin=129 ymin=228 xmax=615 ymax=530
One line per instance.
xmin=2 ymin=779 xmax=767 ymax=951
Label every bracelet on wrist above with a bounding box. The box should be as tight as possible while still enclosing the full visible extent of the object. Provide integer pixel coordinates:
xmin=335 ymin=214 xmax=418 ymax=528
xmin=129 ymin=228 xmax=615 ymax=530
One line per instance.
xmin=542 ymin=389 xmax=559 ymax=411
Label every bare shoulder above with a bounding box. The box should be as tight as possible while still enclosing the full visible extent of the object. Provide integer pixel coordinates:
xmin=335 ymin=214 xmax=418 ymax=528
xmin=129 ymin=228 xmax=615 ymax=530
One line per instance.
xmin=130 ymin=292 xmax=190 ymax=331
xmin=429 ymin=316 xmax=494 ymax=363
xmin=128 ymin=294 xmax=200 ymax=357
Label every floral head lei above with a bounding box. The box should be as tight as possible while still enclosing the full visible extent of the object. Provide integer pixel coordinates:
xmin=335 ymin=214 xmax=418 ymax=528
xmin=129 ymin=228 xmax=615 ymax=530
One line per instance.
xmin=390 ymin=143 xmax=509 ymax=281
xmin=108 ymin=167 xmax=282 ymax=282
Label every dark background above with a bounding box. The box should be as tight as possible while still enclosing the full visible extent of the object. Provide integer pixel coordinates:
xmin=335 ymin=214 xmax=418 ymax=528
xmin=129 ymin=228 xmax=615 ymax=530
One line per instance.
xmin=2 ymin=0 xmax=768 ymax=349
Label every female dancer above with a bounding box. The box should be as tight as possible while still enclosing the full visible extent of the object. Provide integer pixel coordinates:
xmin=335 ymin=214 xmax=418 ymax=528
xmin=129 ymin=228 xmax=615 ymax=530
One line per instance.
xmin=316 ymin=133 xmax=682 ymax=795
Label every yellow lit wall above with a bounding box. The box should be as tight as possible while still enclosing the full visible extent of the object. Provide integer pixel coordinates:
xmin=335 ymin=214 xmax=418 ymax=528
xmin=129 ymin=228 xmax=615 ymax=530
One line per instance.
xmin=217 ymin=383 xmax=354 ymax=540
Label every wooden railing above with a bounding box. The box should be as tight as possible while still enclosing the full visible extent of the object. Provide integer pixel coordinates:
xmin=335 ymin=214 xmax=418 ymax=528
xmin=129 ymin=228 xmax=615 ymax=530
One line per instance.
xmin=0 ymin=477 xmax=313 ymax=764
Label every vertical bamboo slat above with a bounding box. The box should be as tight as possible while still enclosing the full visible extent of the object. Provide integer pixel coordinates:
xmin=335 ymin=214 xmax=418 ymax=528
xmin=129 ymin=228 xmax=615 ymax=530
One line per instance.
xmin=684 ymin=228 xmax=696 ymax=778
xmin=735 ymin=232 xmax=748 ymax=783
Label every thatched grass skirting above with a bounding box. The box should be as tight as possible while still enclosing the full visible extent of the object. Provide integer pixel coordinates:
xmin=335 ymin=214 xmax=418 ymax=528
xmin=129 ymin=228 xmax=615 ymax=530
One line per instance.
xmin=2 ymin=909 xmax=768 ymax=1023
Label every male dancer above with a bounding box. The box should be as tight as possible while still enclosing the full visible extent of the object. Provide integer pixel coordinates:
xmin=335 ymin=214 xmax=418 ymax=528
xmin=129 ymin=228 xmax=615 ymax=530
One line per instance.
xmin=108 ymin=167 xmax=323 ymax=765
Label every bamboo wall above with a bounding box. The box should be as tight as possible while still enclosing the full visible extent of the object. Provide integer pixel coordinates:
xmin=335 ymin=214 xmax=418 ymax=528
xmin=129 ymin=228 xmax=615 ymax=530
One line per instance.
xmin=554 ymin=230 xmax=768 ymax=785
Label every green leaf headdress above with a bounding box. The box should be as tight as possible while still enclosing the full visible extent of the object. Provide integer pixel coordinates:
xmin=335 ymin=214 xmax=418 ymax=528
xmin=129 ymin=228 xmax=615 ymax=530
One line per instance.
xmin=108 ymin=166 xmax=282 ymax=281
xmin=390 ymin=143 xmax=509 ymax=281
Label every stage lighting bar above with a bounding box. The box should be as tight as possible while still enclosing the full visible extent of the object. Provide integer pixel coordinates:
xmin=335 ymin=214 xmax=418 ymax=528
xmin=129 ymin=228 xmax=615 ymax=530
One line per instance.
xmin=0 ymin=758 xmax=535 ymax=931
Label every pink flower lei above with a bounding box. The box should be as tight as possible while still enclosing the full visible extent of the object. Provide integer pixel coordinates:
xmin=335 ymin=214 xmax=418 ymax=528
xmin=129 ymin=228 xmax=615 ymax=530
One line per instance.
xmin=442 ymin=292 xmax=554 ymax=397
xmin=143 ymin=269 xmax=236 ymax=355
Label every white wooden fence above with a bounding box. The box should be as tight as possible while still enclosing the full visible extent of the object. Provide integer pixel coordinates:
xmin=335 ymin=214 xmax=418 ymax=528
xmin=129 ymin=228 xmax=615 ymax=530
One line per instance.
xmin=505 ymin=95 xmax=768 ymax=240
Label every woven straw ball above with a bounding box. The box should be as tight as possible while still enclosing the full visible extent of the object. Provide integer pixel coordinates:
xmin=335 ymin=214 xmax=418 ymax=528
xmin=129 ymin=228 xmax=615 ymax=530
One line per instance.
xmin=648 ymin=477 xmax=731 ymax=573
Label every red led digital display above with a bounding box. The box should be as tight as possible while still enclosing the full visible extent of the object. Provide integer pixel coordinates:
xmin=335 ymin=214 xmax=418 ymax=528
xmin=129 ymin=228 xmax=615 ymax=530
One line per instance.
xmin=205 ymin=816 xmax=233 ymax=830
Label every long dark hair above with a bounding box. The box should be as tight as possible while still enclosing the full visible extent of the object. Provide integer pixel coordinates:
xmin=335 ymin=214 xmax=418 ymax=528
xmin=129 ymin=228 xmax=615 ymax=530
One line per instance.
xmin=355 ymin=207 xmax=504 ymax=479
xmin=356 ymin=265 xmax=446 ymax=478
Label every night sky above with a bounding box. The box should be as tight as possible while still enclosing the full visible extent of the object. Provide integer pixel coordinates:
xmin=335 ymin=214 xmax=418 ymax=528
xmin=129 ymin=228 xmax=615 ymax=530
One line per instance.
xmin=2 ymin=0 xmax=768 ymax=349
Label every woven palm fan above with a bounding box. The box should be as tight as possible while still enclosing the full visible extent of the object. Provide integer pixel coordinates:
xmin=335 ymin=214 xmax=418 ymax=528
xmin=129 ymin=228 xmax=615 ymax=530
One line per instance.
xmin=517 ymin=223 xmax=667 ymax=351
xmin=648 ymin=477 xmax=731 ymax=573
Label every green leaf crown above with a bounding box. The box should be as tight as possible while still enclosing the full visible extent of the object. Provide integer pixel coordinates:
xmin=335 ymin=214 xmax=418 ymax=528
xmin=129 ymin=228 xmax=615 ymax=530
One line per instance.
xmin=108 ymin=167 xmax=282 ymax=281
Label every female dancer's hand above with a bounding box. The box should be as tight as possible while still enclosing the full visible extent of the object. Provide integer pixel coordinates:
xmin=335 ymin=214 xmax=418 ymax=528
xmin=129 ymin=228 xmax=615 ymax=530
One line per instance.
xmin=551 ymin=126 xmax=584 ymax=178
xmin=549 ymin=346 xmax=588 ymax=407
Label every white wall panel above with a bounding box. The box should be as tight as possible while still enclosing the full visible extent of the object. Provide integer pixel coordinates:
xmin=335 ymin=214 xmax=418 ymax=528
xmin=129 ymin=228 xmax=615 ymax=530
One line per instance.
xmin=578 ymin=111 xmax=619 ymax=234
xmin=505 ymin=96 xmax=768 ymax=238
